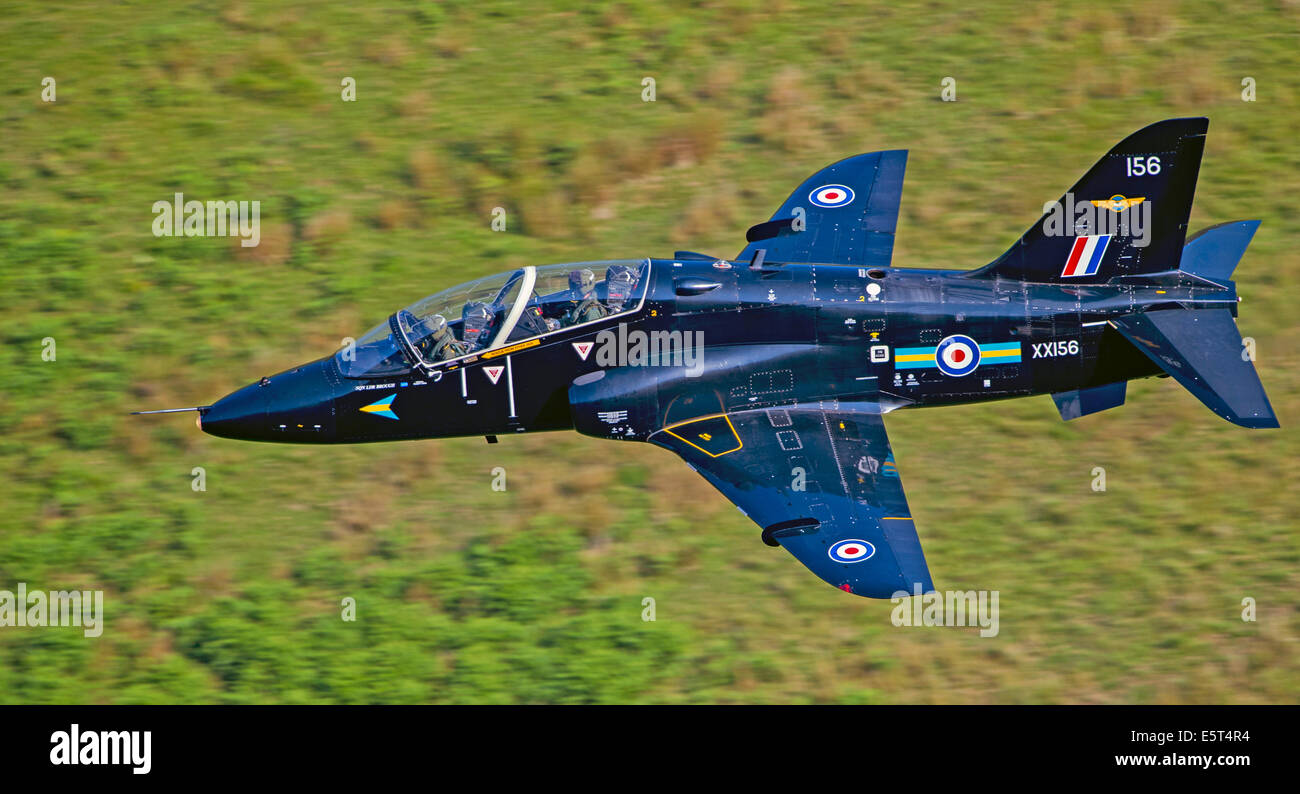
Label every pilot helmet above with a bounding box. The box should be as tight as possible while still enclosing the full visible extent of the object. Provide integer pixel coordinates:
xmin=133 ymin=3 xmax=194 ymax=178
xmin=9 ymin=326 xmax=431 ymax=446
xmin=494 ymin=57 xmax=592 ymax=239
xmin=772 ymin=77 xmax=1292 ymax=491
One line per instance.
xmin=461 ymin=302 xmax=494 ymax=348
xmin=604 ymin=265 xmax=636 ymax=309
xmin=425 ymin=314 xmax=451 ymax=343
xmin=568 ymin=268 xmax=596 ymax=300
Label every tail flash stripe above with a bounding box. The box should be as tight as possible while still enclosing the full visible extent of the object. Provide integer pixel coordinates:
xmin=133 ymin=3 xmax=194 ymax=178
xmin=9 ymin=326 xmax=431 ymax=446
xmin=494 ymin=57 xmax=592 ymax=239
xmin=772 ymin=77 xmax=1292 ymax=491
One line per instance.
xmin=1085 ymin=235 xmax=1111 ymax=274
xmin=1064 ymin=237 xmax=1088 ymax=276
xmin=1062 ymin=235 xmax=1110 ymax=278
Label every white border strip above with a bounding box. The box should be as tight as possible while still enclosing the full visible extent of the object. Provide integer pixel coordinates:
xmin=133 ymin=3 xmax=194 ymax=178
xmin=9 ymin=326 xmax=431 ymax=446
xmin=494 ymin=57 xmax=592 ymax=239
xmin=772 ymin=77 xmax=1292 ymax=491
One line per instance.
xmin=505 ymin=355 xmax=516 ymax=418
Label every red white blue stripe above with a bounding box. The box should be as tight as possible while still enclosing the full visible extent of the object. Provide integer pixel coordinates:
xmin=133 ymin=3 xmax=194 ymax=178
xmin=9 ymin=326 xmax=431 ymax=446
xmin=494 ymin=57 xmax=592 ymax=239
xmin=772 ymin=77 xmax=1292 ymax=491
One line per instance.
xmin=1061 ymin=235 xmax=1111 ymax=278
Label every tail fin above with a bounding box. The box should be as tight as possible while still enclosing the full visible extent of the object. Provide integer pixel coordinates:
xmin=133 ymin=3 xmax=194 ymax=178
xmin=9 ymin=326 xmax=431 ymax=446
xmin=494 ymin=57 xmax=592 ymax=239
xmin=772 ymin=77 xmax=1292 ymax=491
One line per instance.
xmin=1110 ymin=309 xmax=1278 ymax=428
xmin=1180 ymin=220 xmax=1261 ymax=283
xmin=969 ymin=118 xmax=1207 ymax=283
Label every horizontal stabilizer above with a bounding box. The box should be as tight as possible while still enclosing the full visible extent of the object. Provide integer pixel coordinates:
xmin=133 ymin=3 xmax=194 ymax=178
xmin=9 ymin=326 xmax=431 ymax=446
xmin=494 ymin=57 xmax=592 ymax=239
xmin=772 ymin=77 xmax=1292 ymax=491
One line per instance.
xmin=1110 ymin=309 xmax=1278 ymax=428
xmin=1052 ymin=382 xmax=1127 ymax=420
xmin=1180 ymin=220 xmax=1260 ymax=282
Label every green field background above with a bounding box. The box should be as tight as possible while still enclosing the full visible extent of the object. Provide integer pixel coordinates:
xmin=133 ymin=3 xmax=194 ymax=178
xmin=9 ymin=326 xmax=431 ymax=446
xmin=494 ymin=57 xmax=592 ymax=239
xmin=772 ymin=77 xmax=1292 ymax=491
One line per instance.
xmin=1 ymin=0 xmax=1296 ymax=703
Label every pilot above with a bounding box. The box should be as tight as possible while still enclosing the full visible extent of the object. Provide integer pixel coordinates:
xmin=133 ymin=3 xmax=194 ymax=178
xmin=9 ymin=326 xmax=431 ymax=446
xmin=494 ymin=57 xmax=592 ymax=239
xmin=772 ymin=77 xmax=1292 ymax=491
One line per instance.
xmin=604 ymin=265 xmax=637 ymax=313
xmin=518 ymin=299 xmax=560 ymax=337
xmin=562 ymin=268 xmax=607 ymax=326
xmin=416 ymin=314 xmax=466 ymax=361
xmin=461 ymin=301 xmax=496 ymax=352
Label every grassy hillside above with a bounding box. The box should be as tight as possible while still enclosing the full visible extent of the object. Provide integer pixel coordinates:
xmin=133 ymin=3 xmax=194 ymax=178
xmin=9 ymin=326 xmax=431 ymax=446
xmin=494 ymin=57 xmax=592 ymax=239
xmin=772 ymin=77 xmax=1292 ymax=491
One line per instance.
xmin=0 ymin=0 xmax=1296 ymax=703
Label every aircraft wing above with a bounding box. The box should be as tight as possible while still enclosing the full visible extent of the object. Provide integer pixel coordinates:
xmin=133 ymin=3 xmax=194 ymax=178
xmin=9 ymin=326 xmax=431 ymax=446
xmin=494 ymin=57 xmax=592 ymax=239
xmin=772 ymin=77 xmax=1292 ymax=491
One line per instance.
xmin=649 ymin=400 xmax=934 ymax=598
xmin=737 ymin=150 xmax=908 ymax=268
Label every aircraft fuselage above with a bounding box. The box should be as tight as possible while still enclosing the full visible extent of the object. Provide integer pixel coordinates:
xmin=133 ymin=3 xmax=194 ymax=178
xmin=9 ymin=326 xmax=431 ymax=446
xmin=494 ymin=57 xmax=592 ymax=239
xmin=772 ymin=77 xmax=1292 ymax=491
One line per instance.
xmin=198 ymin=257 xmax=1238 ymax=445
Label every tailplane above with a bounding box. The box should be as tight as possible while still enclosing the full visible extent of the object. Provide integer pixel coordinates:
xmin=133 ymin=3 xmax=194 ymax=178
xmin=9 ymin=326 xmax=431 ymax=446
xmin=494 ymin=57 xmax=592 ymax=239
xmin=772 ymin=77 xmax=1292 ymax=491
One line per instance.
xmin=1110 ymin=309 xmax=1278 ymax=428
xmin=969 ymin=118 xmax=1208 ymax=284
xmin=1180 ymin=220 xmax=1261 ymax=283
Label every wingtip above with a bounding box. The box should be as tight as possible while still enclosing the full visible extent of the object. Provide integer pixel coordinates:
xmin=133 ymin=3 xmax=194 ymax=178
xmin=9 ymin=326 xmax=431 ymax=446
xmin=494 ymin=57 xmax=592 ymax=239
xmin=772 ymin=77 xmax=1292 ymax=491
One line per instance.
xmin=1229 ymin=415 xmax=1280 ymax=429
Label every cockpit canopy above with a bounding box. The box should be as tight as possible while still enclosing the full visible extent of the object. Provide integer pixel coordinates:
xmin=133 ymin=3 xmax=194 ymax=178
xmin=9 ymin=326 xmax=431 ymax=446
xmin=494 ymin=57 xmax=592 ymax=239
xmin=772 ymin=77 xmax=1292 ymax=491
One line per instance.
xmin=337 ymin=260 xmax=649 ymax=379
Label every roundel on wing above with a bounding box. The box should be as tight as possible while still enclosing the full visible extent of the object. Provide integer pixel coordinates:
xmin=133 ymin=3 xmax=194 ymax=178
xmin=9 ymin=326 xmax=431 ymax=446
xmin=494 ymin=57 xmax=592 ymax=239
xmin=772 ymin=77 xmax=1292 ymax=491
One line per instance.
xmin=935 ymin=334 xmax=981 ymax=377
xmin=809 ymin=184 xmax=855 ymax=208
xmin=828 ymin=539 xmax=876 ymax=563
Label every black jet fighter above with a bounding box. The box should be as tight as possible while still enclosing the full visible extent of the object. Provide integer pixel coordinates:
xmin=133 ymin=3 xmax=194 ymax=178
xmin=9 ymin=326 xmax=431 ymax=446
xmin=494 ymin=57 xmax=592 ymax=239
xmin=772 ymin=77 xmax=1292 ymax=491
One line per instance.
xmin=137 ymin=117 xmax=1277 ymax=598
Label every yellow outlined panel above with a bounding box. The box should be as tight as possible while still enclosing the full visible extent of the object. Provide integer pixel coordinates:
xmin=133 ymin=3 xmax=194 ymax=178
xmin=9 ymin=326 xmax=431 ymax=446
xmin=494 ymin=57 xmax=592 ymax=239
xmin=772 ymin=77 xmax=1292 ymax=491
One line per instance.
xmin=663 ymin=413 xmax=743 ymax=457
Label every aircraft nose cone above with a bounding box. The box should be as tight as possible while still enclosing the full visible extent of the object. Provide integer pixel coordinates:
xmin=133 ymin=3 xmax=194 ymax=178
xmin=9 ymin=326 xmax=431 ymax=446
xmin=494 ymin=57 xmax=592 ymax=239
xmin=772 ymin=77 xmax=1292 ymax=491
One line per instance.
xmin=200 ymin=380 xmax=269 ymax=440
xmin=201 ymin=359 xmax=337 ymax=442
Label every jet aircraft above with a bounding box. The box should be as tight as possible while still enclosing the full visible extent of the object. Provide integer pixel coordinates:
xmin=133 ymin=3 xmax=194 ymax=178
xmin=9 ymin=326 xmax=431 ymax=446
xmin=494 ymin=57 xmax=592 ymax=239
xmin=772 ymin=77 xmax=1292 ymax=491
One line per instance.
xmin=137 ymin=118 xmax=1277 ymax=598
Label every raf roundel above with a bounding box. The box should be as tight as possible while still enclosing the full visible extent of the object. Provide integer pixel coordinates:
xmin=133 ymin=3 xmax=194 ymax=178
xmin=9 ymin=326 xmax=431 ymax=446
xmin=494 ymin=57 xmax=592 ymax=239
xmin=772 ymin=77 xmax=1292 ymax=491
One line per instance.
xmin=935 ymin=334 xmax=981 ymax=377
xmin=809 ymin=184 xmax=855 ymax=208
xmin=828 ymin=539 xmax=876 ymax=563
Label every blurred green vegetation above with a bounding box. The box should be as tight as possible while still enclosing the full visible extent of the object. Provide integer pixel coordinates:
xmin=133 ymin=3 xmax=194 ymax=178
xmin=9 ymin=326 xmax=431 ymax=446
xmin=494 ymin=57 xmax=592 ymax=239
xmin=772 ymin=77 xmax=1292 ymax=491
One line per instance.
xmin=0 ymin=0 xmax=1297 ymax=703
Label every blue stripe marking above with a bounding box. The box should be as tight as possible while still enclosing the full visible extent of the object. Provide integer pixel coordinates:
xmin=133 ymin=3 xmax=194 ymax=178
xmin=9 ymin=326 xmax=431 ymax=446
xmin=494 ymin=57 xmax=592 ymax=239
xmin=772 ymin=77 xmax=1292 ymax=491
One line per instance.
xmin=1083 ymin=235 xmax=1110 ymax=276
xmin=894 ymin=346 xmax=936 ymax=370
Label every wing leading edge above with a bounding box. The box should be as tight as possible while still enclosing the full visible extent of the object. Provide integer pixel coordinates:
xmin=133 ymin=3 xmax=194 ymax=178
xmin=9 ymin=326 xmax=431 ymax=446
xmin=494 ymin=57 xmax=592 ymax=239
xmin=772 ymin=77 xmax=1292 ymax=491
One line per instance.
xmin=650 ymin=400 xmax=934 ymax=598
xmin=738 ymin=150 xmax=908 ymax=268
